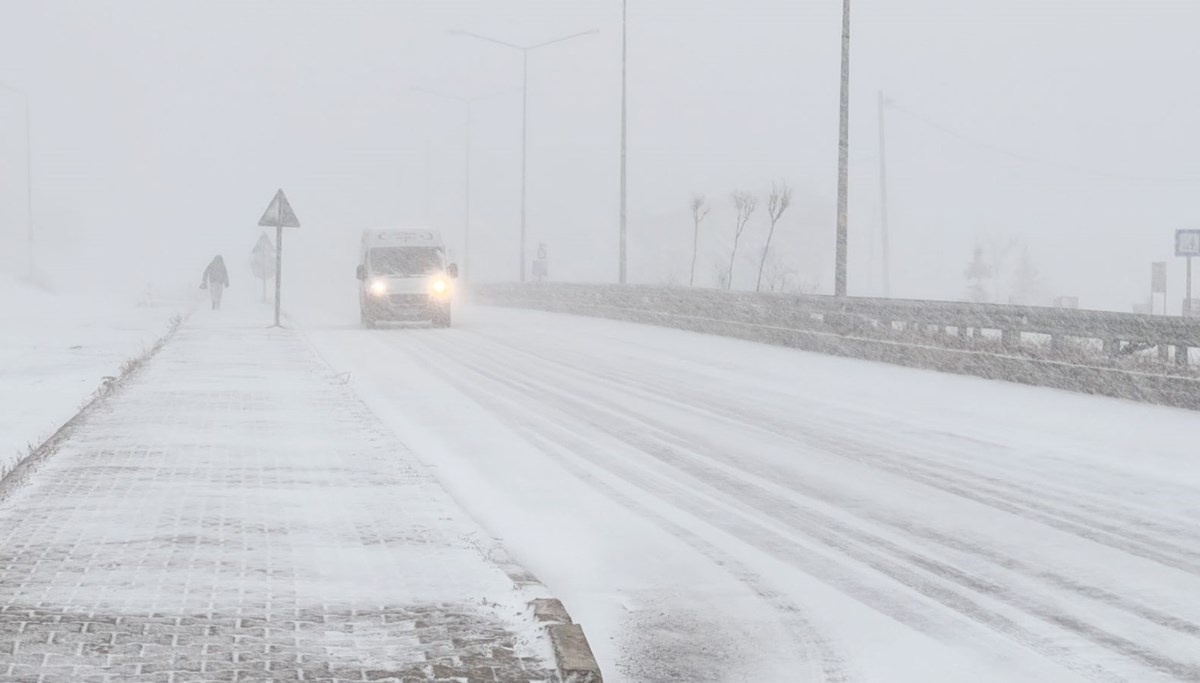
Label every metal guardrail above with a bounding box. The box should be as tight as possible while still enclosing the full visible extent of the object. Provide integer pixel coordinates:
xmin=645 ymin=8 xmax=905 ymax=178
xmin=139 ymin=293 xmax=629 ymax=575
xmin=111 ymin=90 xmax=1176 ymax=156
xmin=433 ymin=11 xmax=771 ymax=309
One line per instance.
xmin=473 ymin=283 xmax=1200 ymax=360
xmin=469 ymin=282 xmax=1200 ymax=410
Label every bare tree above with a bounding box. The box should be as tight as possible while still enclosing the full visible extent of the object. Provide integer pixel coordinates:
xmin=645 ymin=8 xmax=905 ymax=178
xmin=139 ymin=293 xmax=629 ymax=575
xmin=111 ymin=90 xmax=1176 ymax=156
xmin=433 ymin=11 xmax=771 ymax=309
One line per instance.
xmin=688 ymin=194 xmax=710 ymax=286
xmin=755 ymin=181 xmax=793 ymax=292
xmin=726 ymin=190 xmax=758 ymax=289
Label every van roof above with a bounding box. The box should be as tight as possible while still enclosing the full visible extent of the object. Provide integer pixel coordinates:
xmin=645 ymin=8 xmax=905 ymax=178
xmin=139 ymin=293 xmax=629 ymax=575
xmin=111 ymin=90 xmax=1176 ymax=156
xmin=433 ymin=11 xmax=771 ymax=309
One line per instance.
xmin=361 ymin=228 xmax=444 ymax=247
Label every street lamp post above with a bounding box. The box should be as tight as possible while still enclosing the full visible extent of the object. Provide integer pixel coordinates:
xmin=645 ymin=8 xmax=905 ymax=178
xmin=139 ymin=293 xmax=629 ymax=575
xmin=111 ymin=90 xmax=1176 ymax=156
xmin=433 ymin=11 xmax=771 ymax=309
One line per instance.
xmin=449 ymin=28 xmax=597 ymax=283
xmin=0 ymin=83 xmax=33 ymax=279
xmin=877 ymin=90 xmax=890 ymax=297
xmin=619 ymin=0 xmax=628 ymax=284
xmin=412 ymin=86 xmax=517 ymax=283
xmin=834 ymin=0 xmax=851 ymax=297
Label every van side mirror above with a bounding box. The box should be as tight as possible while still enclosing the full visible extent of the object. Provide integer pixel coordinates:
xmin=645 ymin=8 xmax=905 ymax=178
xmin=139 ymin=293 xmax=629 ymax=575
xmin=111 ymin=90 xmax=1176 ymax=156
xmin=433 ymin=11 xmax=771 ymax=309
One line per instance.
xmin=356 ymin=265 xmax=366 ymax=281
xmin=447 ymin=263 xmax=459 ymax=279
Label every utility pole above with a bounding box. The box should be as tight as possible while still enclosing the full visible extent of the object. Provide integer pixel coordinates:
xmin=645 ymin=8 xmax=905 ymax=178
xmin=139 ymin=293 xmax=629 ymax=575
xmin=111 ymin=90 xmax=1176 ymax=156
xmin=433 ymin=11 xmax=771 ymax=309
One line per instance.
xmin=0 ymin=83 xmax=33 ymax=278
xmin=1175 ymin=230 xmax=1200 ymax=316
xmin=21 ymin=95 xmax=31 ymax=279
xmin=834 ymin=0 xmax=851 ymax=297
xmin=619 ymin=0 xmax=629 ymax=284
xmin=520 ymin=51 xmax=529 ymax=282
xmin=449 ymin=28 xmax=597 ymax=283
xmin=412 ymin=86 xmax=517 ymax=283
xmin=1188 ymin=255 xmax=1193 ymax=316
xmin=877 ymin=90 xmax=890 ymax=297
xmin=423 ymin=140 xmax=432 ymax=223
xmin=464 ymin=101 xmax=473 ymax=283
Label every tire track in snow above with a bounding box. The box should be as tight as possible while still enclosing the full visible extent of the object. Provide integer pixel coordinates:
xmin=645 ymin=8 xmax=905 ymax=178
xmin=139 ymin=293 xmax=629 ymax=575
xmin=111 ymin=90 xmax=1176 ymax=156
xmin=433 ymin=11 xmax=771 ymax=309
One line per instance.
xmin=542 ymin=327 xmax=1200 ymax=527
xmin=407 ymin=334 xmax=1136 ymax=681
xmin=381 ymin=331 xmax=852 ymax=683
xmin=430 ymin=330 xmax=1200 ymax=681
xmin=484 ymin=321 xmax=1200 ymax=538
xmin=475 ymin=329 xmax=1200 ymax=577
xmin=465 ymin=330 xmax=1200 ymax=631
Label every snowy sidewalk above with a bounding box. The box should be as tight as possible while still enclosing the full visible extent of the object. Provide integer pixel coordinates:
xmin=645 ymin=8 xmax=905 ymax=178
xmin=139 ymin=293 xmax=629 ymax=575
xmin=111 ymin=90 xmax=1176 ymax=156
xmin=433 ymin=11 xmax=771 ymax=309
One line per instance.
xmin=0 ymin=309 xmax=554 ymax=682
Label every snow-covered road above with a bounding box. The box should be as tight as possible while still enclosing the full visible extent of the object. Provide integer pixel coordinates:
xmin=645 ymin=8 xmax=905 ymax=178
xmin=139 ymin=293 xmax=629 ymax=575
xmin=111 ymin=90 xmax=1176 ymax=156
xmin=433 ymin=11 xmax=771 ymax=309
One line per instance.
xmin=301 ymin=305 xmax=1200 ymax=683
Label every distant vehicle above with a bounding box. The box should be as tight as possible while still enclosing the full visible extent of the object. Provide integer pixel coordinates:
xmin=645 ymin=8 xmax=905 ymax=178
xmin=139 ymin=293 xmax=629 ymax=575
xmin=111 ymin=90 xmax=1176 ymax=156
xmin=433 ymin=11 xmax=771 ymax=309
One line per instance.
xmin=356 ymin=228 xmax=458 ymax=328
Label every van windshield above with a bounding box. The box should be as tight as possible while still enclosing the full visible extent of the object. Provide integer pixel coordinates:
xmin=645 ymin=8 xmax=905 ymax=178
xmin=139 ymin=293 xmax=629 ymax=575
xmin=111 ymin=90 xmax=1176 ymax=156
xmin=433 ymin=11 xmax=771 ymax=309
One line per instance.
xmin=369 ymin=247 xmax=443 ymax=276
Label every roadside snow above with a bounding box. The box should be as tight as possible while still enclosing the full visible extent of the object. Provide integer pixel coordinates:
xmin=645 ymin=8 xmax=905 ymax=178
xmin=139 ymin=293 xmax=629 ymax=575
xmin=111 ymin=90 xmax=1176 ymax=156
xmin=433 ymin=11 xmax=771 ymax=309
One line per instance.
xmin=0 ymin=275 xmax=184 ymax=478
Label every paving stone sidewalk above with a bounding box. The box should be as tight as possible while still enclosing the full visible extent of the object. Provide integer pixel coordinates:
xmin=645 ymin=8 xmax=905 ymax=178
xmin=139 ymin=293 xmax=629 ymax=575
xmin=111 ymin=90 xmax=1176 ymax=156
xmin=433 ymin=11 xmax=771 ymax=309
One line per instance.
xmin=0 ymin=310 xmax=555 ymax=682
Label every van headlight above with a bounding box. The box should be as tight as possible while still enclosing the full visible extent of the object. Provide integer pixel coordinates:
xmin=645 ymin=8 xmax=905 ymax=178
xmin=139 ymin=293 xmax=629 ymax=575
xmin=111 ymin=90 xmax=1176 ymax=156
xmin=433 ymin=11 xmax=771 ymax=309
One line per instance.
xmin=430 ymin=278 xmax=449 ymax=296
xmin=368 ymin=279 xmax=388 ymax=297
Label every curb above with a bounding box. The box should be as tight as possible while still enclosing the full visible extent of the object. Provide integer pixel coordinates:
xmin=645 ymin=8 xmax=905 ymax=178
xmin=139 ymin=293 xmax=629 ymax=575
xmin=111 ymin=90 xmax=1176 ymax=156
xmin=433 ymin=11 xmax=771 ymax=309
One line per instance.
xmin=530 ymin=598 xmax=604 ymax=683
xmin=483 ymin=547 xmax=604 ymax=682
xmin=0 ymin=313 xmax=184 ymax=501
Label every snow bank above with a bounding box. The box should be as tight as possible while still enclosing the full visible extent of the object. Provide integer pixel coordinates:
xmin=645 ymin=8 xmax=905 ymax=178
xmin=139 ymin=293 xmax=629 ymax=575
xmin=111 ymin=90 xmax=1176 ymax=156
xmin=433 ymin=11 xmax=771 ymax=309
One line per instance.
xmin=0 ymin=273 xmax=185 ymax=479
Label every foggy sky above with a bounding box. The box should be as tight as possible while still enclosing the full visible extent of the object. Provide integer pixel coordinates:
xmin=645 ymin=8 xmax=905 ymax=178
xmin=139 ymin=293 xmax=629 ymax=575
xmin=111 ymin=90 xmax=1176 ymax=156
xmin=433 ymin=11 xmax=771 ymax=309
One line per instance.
xmin=1 ymin=0 xmax=1198 ymax=311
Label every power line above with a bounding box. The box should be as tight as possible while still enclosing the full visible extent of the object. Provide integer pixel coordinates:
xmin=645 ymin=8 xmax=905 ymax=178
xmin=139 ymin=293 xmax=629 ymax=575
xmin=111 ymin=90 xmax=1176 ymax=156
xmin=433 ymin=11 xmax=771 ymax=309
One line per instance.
xmin=888 ymin=103 xmax=1200 ymax=185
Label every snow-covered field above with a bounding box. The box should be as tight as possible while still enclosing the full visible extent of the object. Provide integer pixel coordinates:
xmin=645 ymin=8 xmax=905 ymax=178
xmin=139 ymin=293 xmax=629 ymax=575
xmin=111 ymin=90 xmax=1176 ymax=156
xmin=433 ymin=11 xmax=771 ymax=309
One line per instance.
xmin=299 ymin=303 xmax=1200 ymax=682
xmin=0 ymin=276 xmax=184 ymax=477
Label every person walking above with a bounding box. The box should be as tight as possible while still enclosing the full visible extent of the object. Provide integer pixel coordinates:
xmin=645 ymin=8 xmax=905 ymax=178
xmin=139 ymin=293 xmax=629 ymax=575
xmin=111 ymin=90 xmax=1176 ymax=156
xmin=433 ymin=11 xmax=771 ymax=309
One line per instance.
xmin=201 ymin=255 xmax=230 ymax=310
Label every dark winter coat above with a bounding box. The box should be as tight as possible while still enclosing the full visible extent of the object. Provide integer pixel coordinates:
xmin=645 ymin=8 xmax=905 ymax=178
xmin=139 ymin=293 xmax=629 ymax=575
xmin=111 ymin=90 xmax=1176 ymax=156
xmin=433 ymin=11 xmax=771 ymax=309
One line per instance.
xmin=202 ymin=256 xmax=230 ymax=289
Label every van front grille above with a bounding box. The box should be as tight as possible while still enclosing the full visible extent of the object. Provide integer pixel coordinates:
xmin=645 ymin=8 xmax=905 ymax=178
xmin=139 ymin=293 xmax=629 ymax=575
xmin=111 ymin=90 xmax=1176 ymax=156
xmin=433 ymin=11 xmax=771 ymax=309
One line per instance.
xmin=387 ymin=294 xmax=427 ymax=306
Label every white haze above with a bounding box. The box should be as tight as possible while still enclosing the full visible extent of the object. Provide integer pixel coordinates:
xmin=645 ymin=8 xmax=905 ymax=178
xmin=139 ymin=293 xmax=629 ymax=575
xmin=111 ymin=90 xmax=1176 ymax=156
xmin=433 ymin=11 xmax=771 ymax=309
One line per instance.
xmin=1 ymin=1 xmax=1198 ymax=313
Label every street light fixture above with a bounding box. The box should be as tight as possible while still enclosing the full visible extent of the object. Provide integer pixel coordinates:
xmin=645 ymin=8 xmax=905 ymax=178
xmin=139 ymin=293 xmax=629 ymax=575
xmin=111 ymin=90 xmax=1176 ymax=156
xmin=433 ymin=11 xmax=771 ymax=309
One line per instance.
xmin=411 ymin=85 xmax=519 ymax=283
xmin=0 ymin=83 xmax=33 ymax=279
xmin=448 ymin=28 xmax=598 ymax=283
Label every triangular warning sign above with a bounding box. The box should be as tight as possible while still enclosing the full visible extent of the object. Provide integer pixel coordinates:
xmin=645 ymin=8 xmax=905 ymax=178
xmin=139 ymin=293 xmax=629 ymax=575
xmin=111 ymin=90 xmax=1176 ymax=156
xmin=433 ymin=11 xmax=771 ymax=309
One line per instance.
xmin=258 ymin=189 xmax=300 ymax=228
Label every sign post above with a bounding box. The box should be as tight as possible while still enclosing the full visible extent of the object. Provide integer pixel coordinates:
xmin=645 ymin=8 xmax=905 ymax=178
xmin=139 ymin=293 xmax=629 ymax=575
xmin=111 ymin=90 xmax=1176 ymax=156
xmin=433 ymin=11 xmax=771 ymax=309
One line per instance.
xmin=257 ymin=189 xmax=300 ymax=327
xmin=1176 ymin=230 xmax=1200 ymax=316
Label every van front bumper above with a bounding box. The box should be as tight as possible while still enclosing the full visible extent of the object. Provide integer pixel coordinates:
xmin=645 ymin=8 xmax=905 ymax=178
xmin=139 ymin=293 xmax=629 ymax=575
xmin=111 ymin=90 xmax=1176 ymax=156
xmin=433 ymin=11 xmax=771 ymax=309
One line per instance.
xmin=362 ymin=294 xmax=449 ymax=321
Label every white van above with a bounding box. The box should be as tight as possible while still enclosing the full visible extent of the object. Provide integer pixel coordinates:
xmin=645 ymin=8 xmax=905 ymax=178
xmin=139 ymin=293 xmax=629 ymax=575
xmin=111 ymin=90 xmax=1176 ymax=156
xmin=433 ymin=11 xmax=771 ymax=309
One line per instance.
xmin=355 ymin=228 xmax=458 ymax=328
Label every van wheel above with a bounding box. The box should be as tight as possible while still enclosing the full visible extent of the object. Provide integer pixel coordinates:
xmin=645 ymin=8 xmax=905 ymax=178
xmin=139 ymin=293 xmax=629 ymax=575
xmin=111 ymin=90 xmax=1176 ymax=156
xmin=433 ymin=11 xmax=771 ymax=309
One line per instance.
xmin=432 ymin=309 xmax=451 ymax=328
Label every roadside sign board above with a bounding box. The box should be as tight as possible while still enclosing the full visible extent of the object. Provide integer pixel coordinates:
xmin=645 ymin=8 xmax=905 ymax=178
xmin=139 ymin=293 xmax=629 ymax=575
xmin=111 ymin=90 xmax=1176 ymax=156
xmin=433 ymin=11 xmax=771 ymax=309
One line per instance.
xmin=1176 ymin=230 xmax=1200 ymax=257
xmin=250 ymin=234 xmax=276 ymax=304
xmin=532 ymin=243 xmax=548 ymax=281
xmin=1152 ymin=262 xmax=1167 ymax=293
xmin=258 ymin=189 xmax=300 ymax=228
xmin=252 ymin=232 xmax=274 ymax=254
xmin=250 ymin=233 xmax=276 ymax=280
xmin=258 ymin=189 xmax=300 ymax=327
